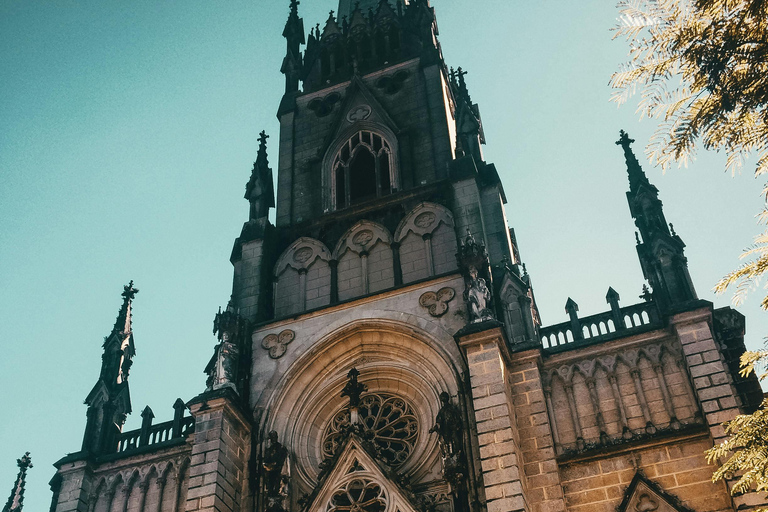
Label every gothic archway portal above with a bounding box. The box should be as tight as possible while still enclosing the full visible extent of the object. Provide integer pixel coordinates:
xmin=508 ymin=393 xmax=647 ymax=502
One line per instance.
xmin=262 ymin=319 xmax=464 ymax=500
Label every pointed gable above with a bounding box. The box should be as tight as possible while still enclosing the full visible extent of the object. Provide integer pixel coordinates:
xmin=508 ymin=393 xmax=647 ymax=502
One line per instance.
xmin=325 ymin=75 xmax=400 ymax=149
xmin=617 ymin=472 xmax=694 ymax=512
xmin=302 ymin=435 xmax=420 ymax=512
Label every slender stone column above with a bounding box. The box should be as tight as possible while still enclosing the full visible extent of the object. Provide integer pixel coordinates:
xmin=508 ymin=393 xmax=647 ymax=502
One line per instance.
xmin=607 ymin=373 xmax=631 ymax=438
xmin=653 ymin=362 xmax=678 ymax=426
xmin=154 ymin=477 xmax=166 ymax=512
xmin=585 ymin=377 xmax=606 ymax=437
xmin=138 ymin=481 xmax=149 ymax=512
xmin=298 ymin=268 xmax=307 ymax=311
xmin=457 ymin=326 xmax=528 ymax=512
xmin=330 ymin=260 xmax=339 ymax=304
xmin=563 ymin=383 xmax=584 ymax=448
xmin=423 ymin=234 xmax=435 ymax=276
xmin=543 ymin=388 xmax=560 ymax=450
xmin=630 ymin=369 xmax=654 ymax=432
xmin=360 ymin=251 xmax=369 ymax=294
xmin=391 ymin=243 xmax=402 ymax=286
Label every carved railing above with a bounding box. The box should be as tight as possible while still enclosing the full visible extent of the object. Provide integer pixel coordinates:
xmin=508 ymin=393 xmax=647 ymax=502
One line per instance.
xmin=116 ymin=399 xmax=194 ymax=454
xmin=540 ymin=297 xmax=661 ymax=352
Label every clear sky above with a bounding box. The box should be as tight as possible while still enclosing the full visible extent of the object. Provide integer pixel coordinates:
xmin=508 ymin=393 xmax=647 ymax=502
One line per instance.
xmin=2 ymin=1 xmax=766 ymax=508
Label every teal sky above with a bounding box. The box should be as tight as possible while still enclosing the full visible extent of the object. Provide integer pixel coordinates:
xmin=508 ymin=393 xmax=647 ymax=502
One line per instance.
xmin=2 ymin=1 xmax=766 ymax=508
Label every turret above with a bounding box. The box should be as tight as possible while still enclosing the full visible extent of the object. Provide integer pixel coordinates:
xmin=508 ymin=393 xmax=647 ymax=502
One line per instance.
xmin=618 ymin=131 xmax=697 ymax=311
xmin=450 ymin=67 xmax=485 ymax=163
xmin=82 ymin=281 xmax=138 ymax=455
xmin=245 ymin=131 xmax=275 ymax=222
xmin=2 ymin=453 xmax=31 ymax=512
xmin=281 ymin=0 xmax=305 ymax=94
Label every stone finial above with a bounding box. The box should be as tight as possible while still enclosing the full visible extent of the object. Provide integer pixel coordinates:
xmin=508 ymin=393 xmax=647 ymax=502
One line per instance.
xmin=245 ymin=131 xmax=275 ymax=220
xmin=565 ymin=297 xmax=579 ymax=317
xmin=341 ymin=368 xmax=367 ymax=410
xmin=565 ymin=298 xmax=583 ymax=340
xmin=606 ymin=287 xmax=625 ymax=330
xmin=3 ymin=453 xmax=32 ymax=512
xmin=616 ymin=130 xmax=650 ymax=192
xmin=605 ymin=287 xmax=620 ymax=305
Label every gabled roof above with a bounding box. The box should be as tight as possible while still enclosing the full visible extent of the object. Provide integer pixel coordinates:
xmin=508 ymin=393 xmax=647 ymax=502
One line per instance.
xmin=320 ymin=74 xmax=401 ymax=158
xmin=301 ymin=434 xmax=421 ymax=512
xmin=617 ymin=471 xmax=694 ymax=512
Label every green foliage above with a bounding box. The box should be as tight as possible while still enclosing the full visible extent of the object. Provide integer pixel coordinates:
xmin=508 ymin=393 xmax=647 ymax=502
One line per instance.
xmin=612 ymin=1 xmax=768 ymax=308
xmin=706 ymin=351 xmax=768 ymax=508
xmin=613 ymin=0 xmax=768 ymax=502
xmin=612 ymin=0 xmax=768 ymax=176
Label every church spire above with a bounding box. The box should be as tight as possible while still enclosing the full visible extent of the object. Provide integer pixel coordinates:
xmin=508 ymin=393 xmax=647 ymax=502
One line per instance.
xmin=616 ymin=130 xmax=651 ymax=193
xmin=101 ymin=281 xmax=138 ymax=386
xmin=2 ymin=453 xmax=31 ymax=512
xmin=619 ymin=131 xmax=697 ymax=311
xmin=82 ymin=281 xmax=139 ymax=455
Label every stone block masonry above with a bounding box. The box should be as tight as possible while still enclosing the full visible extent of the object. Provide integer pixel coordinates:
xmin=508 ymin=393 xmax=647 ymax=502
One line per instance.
xmin=458 ymin=326 xmax=530 ymax=512
xmin=186 ymin=391 xmax=251 ymax=512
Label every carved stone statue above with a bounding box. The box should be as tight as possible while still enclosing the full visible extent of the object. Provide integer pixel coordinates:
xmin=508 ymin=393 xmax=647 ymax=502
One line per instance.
xmin=430 ymin=392 xmax=463 ymax=458
xmin=263 ymin=430 xmax=288 ymax=499
xmin=205 ymin=305 xmax=248 ymax=392
xmin=430 ymin=392 xmax=466 ymax=491
xmin=465 ymin=266 xmax=493 ymax=323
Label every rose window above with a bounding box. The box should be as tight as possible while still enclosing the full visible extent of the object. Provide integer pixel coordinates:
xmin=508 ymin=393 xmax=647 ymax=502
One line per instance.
xmin=327 ymin=479 xmax=386 ymax=512
xmin=323 ymin=394 xmax=418 ymax=467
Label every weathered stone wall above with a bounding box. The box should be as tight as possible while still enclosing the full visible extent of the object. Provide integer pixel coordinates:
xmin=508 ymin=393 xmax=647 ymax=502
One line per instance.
xmin=52 ymin=446 xmax=191 ymax=512
xmin=559 ymin=436 xmax=730 ymax=512
xmin=186 ymin=395 xmax=251 ymax=512
xmin=276 ymin=58 xmax=454 ymax=227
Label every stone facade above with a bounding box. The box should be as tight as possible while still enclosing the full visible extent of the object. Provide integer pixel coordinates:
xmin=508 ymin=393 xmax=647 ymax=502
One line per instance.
xmin=45 ymin=2 xmax=767 ymax=512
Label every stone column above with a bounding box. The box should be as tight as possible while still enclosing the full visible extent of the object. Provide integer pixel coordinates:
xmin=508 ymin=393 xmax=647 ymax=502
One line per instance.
xmin=51 ymin=459 xmax=93 ymax=512
xmin=186 ymin=389 xmax=252 ymax=512
xmin=670 ymin=306 xmax=768 ymax=510
xmin=457 ymin=326 xmax=528 ymax=512
xmin=507 ymin=349 xmax=567 ymax=512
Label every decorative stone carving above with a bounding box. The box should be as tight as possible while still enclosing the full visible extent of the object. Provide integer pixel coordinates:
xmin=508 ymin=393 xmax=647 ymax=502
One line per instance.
xmin=457 ymin=230 xmax=495 ymax=323
xmin=293 ymin=247 xmax=313 ymax=263
xmin=430 ymin=392 xmax=466 ymax=490
xmin=328 ymin=478 xmax=386 ymax=512
xmin=206 ymin=305 xmax=249 ymax=392
xmin=419 ymin=287 xmax=455 ymax=317
xmin=414 ymin=211 xmax=436 ymax=229
xmin=352 ymin=229 xmax=374 ymax=247
xmin=346 ymin=104 xmax=372 ymax=123
xmin=465 ymin=266 xmax=493 ymax=323
xmin=323 ymin=393 xmax=418 ymax=466
xmin=261 ymin=330 xmax=295 ymax=359
xmin=263 ymin=430 xmax=289 ymax=512
xmin=341 ymin=368 xmax=367 ymax=409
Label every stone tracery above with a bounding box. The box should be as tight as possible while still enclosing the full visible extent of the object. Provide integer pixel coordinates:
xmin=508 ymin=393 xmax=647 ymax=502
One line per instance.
xmin=322 ymin=393 xmax=419 ymax=467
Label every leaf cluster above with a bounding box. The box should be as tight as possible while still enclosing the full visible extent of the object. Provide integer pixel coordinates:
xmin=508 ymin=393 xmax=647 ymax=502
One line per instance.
xmin=611 ymin=0 xmax=768 ymax=176
xmin=706 ymin=351 xmax=768 ymax=504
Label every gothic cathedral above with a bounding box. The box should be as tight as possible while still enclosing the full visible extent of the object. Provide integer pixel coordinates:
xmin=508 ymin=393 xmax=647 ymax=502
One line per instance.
xmin=45 ymin=1 xmax=767 ymax=512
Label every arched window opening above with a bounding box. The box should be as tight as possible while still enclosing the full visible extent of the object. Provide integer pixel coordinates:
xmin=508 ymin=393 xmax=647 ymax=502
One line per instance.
xmin=350 ymin=149 xmax=377 ymax=204
xmin=332 ymin=131 xmax=394 ymax=209
xmin=336 ymin=164 xmax=347 ymax=209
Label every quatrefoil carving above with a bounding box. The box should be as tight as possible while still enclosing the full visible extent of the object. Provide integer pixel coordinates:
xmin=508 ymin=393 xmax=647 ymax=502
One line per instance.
xmin=419 ymin=287 xmax=456 ymax=317
xmin=261 ymin=330 xmax=296 ymax=359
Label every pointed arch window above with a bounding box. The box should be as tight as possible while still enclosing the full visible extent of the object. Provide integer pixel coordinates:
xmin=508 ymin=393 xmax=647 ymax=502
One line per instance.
xmin=332 ymin=131 xmax=394 ymax=209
